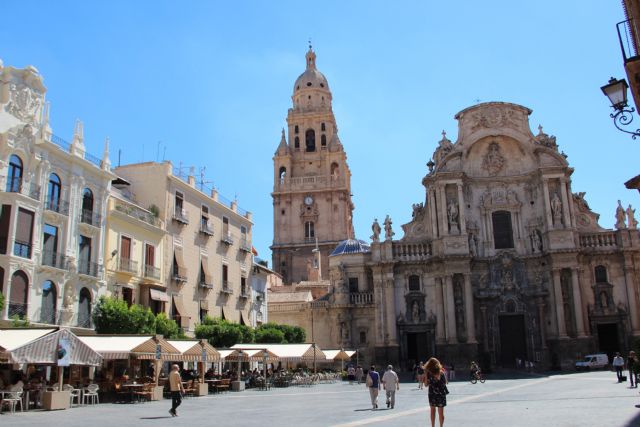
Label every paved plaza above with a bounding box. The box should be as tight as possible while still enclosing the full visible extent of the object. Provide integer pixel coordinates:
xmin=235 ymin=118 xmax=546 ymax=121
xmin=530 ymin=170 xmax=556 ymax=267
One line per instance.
xmin=2 ymin=371 xmax=640 ymax=427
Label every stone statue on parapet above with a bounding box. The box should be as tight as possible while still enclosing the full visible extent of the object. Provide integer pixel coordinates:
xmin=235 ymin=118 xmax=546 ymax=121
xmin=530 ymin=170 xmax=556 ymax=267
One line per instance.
xmin=615 ymin=200 xmax=627 ymax=230
xmin=371 ymin=218 xmax=381 ymax=242
xmin=628 ymin=205 xmax=638 ymax=230
xmin=384 ymin=215 xmax=394 ymax=241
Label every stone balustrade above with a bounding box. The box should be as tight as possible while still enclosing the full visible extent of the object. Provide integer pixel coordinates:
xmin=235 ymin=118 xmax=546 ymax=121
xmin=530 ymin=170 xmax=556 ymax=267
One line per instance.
xmin=579 ymin=232 xmax=619 ymax=249
xmin=349 ymin=292 xmax=374 ymax=305
xmin=392 ymin=242 xmax=432 ymax=261
xmin=274 ymin=175 xmax=344 ymax=192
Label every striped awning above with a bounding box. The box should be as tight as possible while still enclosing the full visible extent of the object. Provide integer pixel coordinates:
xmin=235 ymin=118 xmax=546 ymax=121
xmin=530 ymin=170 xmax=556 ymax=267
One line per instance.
xmin=78 ymin=335 xmax=181 ymax=360
xmin=322 ymin=349 xmax=351 ymax=361
xmin=231 ymin=343 xmax=324 ymax=361
xmin=165 ymin=340 xmax=220 ymax=362
xmin=0 ymin=328 xmax=102 ymax=366
xmin=221 ymin=348 xmax=278 ymax=361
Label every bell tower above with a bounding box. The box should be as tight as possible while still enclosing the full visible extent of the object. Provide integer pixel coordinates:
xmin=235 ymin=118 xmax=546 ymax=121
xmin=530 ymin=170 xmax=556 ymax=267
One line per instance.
xmin=272 ymin=47 xmax=354 ymax=284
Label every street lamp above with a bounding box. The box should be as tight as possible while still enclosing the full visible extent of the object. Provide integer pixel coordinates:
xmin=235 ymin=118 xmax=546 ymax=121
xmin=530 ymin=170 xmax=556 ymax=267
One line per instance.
xmin=601 ymin=77 xmax=640 ymax=139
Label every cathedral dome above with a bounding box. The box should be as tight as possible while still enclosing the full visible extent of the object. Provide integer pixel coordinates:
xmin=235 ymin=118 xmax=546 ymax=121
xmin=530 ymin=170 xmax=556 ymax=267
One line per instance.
xmin=330 ymin=239 xmax=371 ymax=256
xmin=293 ymin=48 xmax=330 ymax=93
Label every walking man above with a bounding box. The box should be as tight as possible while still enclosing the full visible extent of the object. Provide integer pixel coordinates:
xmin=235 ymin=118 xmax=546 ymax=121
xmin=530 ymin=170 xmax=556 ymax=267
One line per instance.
xmin=382 ymin=364 xmax=400 ymax=409
xmin=613 ymin=353 xmax=625 ymax=382
xmin=169 ymin=364 xmax=185 ymax=417
xmin=366 ymin=365 xmax=381 ymax=409
xmin=628 ymin=351 xmax=638 ymax=388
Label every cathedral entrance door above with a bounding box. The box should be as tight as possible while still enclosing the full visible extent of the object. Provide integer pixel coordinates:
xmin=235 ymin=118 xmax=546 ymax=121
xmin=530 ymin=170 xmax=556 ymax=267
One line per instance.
xmin=596 ymin=323 xmax=619 ymax=359
xmin=498 ymin=314 xmax=527 ymax=367
xmin=407 ymin=332 xmax=429 ymax=363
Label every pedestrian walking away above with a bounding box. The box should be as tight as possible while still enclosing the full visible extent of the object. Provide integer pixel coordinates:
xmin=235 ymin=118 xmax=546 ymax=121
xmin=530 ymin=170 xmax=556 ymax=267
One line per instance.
xmin=628 ymin=351 xmax=638 ymax=388
xmin=169 ymin=364 xmax=185 ymax=417
xmin=424 ymin=357 xmax=448 ymax=427
xmin=417 ymin=361 xmax=425 ymax=389
xmin=355 ymin=366 xmax=364 ymax=384
xmin=382 ymin=364 xmax=400 ymax=409
xmin=366 ymin=365 xmax=381 ymax=409
xmin=613 ymin=353 xmax=625 ymax=382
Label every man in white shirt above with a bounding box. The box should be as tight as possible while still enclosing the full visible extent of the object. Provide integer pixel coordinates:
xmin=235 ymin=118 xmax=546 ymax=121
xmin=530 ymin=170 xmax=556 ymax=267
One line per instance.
xmin=381 ymin=365 xmax=399 ymax=409
xmin=613 ymin=353 xmax=625 ymax=382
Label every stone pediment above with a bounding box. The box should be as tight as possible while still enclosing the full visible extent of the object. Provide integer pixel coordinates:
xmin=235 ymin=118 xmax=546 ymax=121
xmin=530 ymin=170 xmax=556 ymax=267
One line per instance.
xmin=454 ymin=102 xmax=533 ymax=143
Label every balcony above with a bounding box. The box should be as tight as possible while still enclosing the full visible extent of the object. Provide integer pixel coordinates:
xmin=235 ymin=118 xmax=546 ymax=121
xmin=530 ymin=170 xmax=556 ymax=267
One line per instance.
xmin=13 ymin=240 xmax=31 ymax=258
xmin=273 ymin=174 xmax=345 ymax=193
xmin=239 ymin=288 xmax=249 ymax=299
xmin=618 ymin=19 xmax=640 ymax=110
xmin=392 ymin=242 xmax=433 ymax=262
xmin=114 ymin=200 xmax=161 ymax=228
xmin=199 ymin=275 xmax=214 ymax=290
xmin=239 ymin=238 xmax=252 ymax=252
xmin=39 ymin=308 xmax=57 ymax=325
xmin=41 ymin=250 xmax=69 ymax=270
xmin=4 ymin=178 xmax=40 ymax=200
xmin=172 ymin=267 xmax=188 ymax=284
xmin=221 ymin=231 xmax=234 ymax=245
xmin=80 ymin=209 xmax=101 ymax=227
xmin=76 ymin=314 xmax=93 ymax=329
xmin=79 ymin=260 xmax=100 ymax=278
xmin=144 ymin=265 xmax=161 ymax=280
xmin=45 ymin=197 xmax=70 ymax=216
xmin=199 ymin=221 xmax=214 ymax=237
xmin=172 ymin=208 xmax=189 ymax=225
xmin=7 ymin=302 xmax=27 ymax=320
xmin=579 ymin=232 xmax=620 ymax=250
xmin=117 ymin=257 xmax=138 ymax=274
xmin=349 ymin=292 xmax=374 ymax=306
xmin=220 ymin=281 xmax=232 ymax=295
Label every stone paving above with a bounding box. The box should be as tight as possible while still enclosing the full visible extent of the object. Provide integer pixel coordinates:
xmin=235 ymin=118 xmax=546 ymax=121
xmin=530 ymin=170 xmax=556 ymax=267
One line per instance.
xmin=2 ymin=371 xmax=640 ymax=426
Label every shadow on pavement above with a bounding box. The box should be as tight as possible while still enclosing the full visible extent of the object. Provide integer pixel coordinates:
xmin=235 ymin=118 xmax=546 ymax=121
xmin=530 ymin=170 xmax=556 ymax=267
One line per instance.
xmin=140 ymin=417 xmax=173 ymax=420
xmin=624 ymin=411 xmax=640 ymax=427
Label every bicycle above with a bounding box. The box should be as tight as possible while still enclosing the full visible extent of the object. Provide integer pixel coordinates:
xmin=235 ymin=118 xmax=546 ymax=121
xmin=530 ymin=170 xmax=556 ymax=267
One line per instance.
xmin=470 ymin=371 xmax=485 ymax=384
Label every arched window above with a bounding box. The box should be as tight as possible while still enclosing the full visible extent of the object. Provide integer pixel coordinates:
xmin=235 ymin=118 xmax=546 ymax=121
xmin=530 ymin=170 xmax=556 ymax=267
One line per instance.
xmin=331 ymin=163 xmax=339 ymax=177
xmin=304 ymin=221 xmax=315 ymax=240
xmin=78 ymin=288 xmax=92 ymax=328
xmin=47 ymin=173 xmax=61 ymax=211
xmin=81 ymin=188 xmax=94 ymax=223
xmin=9 ymin=270 xmax=28 ymax=318
xmin=305 ymin=129 xmax=316 ymax=152
xmin=294 ymin=137 xmax=300 ymax=149
xmin=492 ymin=211 xmax=514 ymax=249
xmin=408 ymin=275 xmax=420 ymax=291
xmin=40 ymin=280 xmax=57 ymax=324
xmin=6 ymin=154 xmax=23 ymax=193
xmin=595 ymin=265 xmax=608 ymax=283
xmin=294 ymin=125 xmax=299 ymax=134
xmin=279 ymin=167 xmax=286 ymax=184
xmin=321 ymin=135 xmax=327 ymax=146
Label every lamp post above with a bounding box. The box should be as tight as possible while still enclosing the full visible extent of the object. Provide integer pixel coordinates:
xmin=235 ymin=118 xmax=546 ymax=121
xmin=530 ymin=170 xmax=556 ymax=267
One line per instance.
xmin=601 ymin=77 xmax=640 ymax=139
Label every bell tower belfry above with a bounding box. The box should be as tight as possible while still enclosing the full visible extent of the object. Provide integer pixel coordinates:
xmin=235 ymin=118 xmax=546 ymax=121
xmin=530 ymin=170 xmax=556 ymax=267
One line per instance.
xmin=271 ymin=47 xmax=354 ymax=284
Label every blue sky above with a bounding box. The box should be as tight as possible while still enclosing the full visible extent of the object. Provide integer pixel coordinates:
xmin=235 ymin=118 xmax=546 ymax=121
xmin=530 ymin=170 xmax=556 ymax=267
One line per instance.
xmin=1 ymin=1 xmax=637 ymax=261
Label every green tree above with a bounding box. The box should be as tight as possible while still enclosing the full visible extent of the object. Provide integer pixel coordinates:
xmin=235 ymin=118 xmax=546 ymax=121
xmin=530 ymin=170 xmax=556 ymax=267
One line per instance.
xmin=255 ymin=327 xmax=285 ymax=343
xmin=256 ymin=322 xmax=306 ymax=343
xmin=155 ymin=312 xmax=184 ymax=339
xmin=0 ymin=293 xmax=4 ymax=313
xmin=194 ymin=317 xmax=253 ymax=347
xmin=93 ymin=297 xmax=156 ymax=334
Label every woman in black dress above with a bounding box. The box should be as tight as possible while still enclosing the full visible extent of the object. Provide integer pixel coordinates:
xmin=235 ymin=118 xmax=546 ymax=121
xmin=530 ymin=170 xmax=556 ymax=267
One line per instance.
xmin=423 ymin=357 xmax=448 ymax=427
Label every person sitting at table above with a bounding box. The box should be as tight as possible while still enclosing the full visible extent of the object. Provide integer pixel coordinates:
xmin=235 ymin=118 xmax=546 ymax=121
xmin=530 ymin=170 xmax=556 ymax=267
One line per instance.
xmin=9 ymin=374 xmax=25 ymax=391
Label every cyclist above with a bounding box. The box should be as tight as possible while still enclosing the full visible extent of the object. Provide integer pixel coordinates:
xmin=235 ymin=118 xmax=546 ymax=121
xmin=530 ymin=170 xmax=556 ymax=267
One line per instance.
xmin=470 ymin=361 xmax=480 ymax=380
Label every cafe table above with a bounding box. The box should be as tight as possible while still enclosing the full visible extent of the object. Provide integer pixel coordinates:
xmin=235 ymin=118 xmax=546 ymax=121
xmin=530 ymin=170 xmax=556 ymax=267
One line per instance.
xmin=120 ymin=383 xmax=145 ymax=403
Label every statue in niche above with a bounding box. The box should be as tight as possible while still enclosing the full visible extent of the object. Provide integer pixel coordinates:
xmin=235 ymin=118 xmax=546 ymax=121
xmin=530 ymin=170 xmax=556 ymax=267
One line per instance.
xmin=468 ymin=232 xmax=478 ymax=256
xmin=501 ymin=269 xmax=514 ymax=291
xmin=482 ymin=142 xmax=505 ymax=176
xmin=384 ymin=215 xmax=394 ymax=241
xmin=550 ymin=192 xmax=563 ymax=226
xmin=600 ymin=291 xmax=608 ymax=308
xmin=615 ymin=200 xmax=627 ymax=230
xmin=447 ymin=201 xmax=459 ymax=231
xmin=530 ymin=229 xmax=542 ymax=253
xmin=412 ymin=301 xmax=420 ymax=323
xmin=371 ymin=218 xmax=381 ymax=242
xmin=627 ymin=205 xmax=638 ymax=230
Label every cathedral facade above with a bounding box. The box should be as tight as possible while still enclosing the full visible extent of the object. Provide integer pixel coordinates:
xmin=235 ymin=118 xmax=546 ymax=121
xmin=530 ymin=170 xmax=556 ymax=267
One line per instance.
xmin=270 ymin=50 xmax=640 ymax=371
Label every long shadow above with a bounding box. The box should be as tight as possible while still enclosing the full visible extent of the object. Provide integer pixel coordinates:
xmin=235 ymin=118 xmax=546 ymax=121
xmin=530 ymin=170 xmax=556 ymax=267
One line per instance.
xmin=624 ymin=411 xmax=640 ymax=427
xmin=140 ymin=417 xmax=173 ymax=420
xmin=353 ymin=408 xmax=390 ymax=412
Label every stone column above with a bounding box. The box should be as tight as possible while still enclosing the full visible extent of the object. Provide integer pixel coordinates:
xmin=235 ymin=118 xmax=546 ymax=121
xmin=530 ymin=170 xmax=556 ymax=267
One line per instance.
xmin=385 ymin=277 xmax=398 ymax=345
xmin=623 ymin=265 xmax=640 ymax=334
xmin=480 ymin=306 xmax=489 ymax=352
xmin=552 ymin=269 xmax=568 ymax=338
xmin=542 ymin=179 xmax=553 ymax=229
xmin=559 ymin=178 xmax=571 ymax=228
xmin=435 ymin=277 xmax=446 ymax=344
xmin=429 ymin=189 xmax=439 ymax=237
xmin=537 ymin=301 xmax=547 ymax=349
xmin=439 ymin=186 xmax=449 ymax=236
xmin=457 ymin=183 xmax=466 ymax=234
xmin=373 ymin=272 xmax=385 ymax=343
xmin=463 ymin=274 xmax=477 ymax=343
xmin=444 ymin=275 xmax=457 ymax=343
xmin=570 ymin=268 xmax=587 ymax=338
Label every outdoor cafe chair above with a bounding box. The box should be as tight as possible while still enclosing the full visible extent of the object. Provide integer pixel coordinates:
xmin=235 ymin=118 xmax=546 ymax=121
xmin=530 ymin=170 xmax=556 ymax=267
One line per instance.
xmin=82 ymin=384 xmax=100 ymax=405
xmin=1 ymin=391 xmax=24 ymax=413
xmin=63 ymin=384 xmax=81 ymax=406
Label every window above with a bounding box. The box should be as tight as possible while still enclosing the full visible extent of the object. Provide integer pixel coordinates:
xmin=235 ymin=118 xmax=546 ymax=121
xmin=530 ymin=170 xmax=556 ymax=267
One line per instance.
xmin=78 ymin=288 xmax=92 ymax=328
xmin=331 ymin=163 xmax=339 ymax=177
xmin=175 ymin=191 xmax=184 ymax=215
xmin=321 ymin=134 xmax=326 ymax=146
xmin=294 ymin=125 xmax=299 ymax=134
xmin=122 ymin=288 xmax=133 ymax=306
xmin=42 ymin=224 xmax=59 ymax=266
xmin=14 ymin=208 xmax=34 ymax=258
xmin=40 ymin=280 xmax=57 ymax=324
xmin=81 ymin=188 xmax=94 ymax=222
xmin=492 ymin=211 xmax=514 ymax=249
xmin=6 ymin=154 xmax=23 ymax=193
xmin=348 ymin=277 xmax=359 ymax=293
xmin=222 ymin=264 xmax=228 ymax=287
xmin=359 ymin=331 xmax=366 ymax=345
xmin=120 ymin=236 xmax=132 ymax=271
xmin=595 ymin=265 xmax=608 ymax=283
xmin=241 ymin=276 xmax=247 ymax=295
xmin=305 ymin=129 xmax=316 ymax=152
xmin=79 ymin=235 xmax=92 ymax=273
xmin=409 ymin=275 xmax=420 ymax=291
xmin=0 ymin=205 xmax=10 ymax=254
xmin=294 ymin=137 xmax=300 ymax=149
xmin=321 ymin=123 xmax=326 ymax=131
xmin=9 ymin=270 xmax=28 ymax=318
xmin=201 ymin=205 xmax=210 ymax=232
xmin=279 ymin=167 xmax=286 ymax=184
xmin=223 ymin=216 xmax=230 ymax=239
xmin=304 ymin=221 xmax=315 ymax=239
xmin=47 ymin=173 xmax=61 ymax=210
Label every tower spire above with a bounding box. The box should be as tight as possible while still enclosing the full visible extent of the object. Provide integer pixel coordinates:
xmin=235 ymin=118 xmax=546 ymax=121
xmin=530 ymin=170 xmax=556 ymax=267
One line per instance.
xmin=306 ymin=42 xmax=316 ymax=70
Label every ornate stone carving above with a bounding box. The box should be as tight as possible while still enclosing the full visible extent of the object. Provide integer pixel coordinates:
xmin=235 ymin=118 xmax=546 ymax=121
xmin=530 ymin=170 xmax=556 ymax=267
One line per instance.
xmin=384 ymin=215 xmax=394 ymax=241
xmin=6 ymin=83 xmax=42 ymax=124
xmin=530 ymin=229 xmax=542 ymax=253
xmin=480 ymin=185 xmax=520 ymax=210
xmin=627 ymin=205 xmax=637 ymax=230
xmin=371 ymin=218 xmax=381 ymax=242
xmin=550 ymin=192 xmax=563 ymax=226
xmin=470 ymin=107 xmax=519 ymax=132
xmin=534 ymin=125 xmax=558 ymax=150
xmin=615 ymin=200 xmax=627 ymax=230
xmin=481 ymin=142 xmax=505 ymax=176
xmin=447 ymin=200 xmax=459 ymax=232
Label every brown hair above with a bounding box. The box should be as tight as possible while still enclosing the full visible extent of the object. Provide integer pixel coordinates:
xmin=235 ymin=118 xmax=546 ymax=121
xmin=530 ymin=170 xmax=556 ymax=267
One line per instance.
xmin=425 ymin=357 xmax=442 ymax=376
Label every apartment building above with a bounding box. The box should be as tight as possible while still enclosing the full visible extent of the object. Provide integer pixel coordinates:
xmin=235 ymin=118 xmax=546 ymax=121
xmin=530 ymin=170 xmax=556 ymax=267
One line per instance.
xmin=114 ymin=162 xmax=253 ymax=334
xmin=250 ymin=259 xmax=281 ymax=327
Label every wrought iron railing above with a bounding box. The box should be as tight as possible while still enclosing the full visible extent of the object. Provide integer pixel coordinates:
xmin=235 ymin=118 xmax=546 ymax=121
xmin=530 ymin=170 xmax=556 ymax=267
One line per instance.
xmin=114 ymin=200 xmax=160 ymax=227
xmin=80 ymin=209 xmax=101 ymax=227
xmin=76 ymin=313 xmax=94 ymax=329
xmin=79 ymin=260 xmax=100 ymax=277
xmin=41 ymin=250 xmax=69 ymax=270
xmin=13 ymin=240 xmax=31 ymax=258
xmin=617 ymin=18 xmax=640 ymax=63
xmin=220 ymin=281 xmax=232 ymax=294
xmin=221 ymin=231 xmax=234 ymax=245
xmin=50 ymin=134 xmax=102 ymax=169
xmin=144 ymin=265 xmax=161 ymax=280
xmin=199 ymin=275 xmax=214 ymax=290
xmin=7 ymin=302 xmax=27 ymax=319
xmin=118 ymin=257 xmax=138 ymax=274
xmin=240 ymin=238 xmax=252 ymax=252
xmin=173 ymin=208 xmax=189 ymax=224
xmin=45 ymin=197 xmax=70 ymax=215
xmin=172 ymin=267 xmax=188 ymax=283
xmin=39 ymin=307 xmax=57 ymax=325
xmin=199 ymin=222 xmax=214 ymax=236
xmin=5 ymin=176 xmax=21 ymax=193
